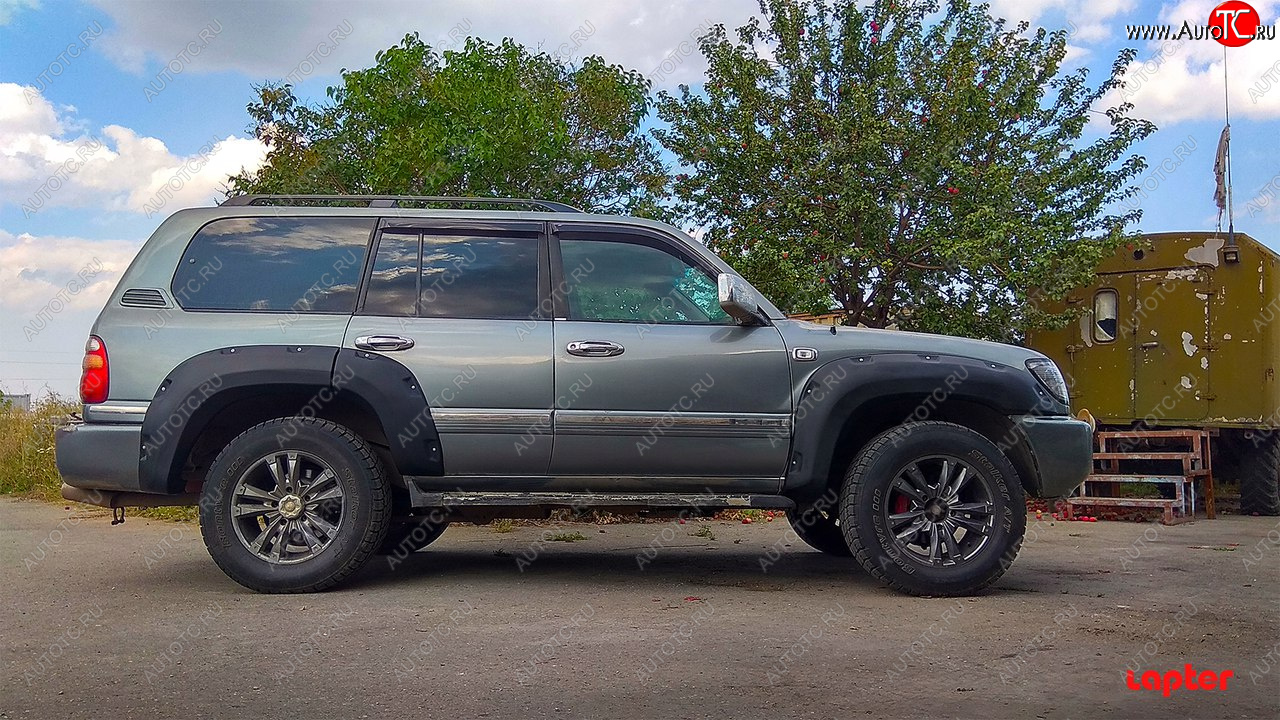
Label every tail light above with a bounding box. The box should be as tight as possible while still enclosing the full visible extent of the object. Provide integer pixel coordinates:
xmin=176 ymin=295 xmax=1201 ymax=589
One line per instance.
xmin=80 ymin=335 xmax=109 ymax=404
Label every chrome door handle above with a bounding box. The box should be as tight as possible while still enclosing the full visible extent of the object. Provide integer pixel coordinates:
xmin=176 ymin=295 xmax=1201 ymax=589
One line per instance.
xmin=355 ymin=335 xmax=416 ymax=352
xmin=1140 ymin=341 xmax=1159 ymax=349
xmin=566 ymin=340 xmax=624 ymax=357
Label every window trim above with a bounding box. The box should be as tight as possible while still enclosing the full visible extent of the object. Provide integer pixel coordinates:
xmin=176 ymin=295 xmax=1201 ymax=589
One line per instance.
xmin=355 ymin=220 xmax=547 ymax=321
xmin=550 ymin=224 xmax=733 ymax=326
xmin=1092 ymin=288 xmax=1119 ymax=344
xmin=169 ymin=215 xmax=377 ymax=315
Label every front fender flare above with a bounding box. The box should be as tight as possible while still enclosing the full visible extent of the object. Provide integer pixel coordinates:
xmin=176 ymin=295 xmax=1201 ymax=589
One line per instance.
xmin=783 ymin=353 xmax=1064 ymax=499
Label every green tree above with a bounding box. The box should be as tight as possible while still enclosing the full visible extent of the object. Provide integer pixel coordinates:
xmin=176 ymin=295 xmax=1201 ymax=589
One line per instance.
xmin=230 ymin=34 xmax=668 ymax=217
xmin=655 ymin=0 xmax=1154 ymax=341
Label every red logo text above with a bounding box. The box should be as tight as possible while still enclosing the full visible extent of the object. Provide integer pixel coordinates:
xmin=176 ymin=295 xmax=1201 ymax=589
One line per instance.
xmin=1211 ymin=0 xmax=1261 ymax=46
xmin=1126 ymin=664 xmax=1236 ymax=697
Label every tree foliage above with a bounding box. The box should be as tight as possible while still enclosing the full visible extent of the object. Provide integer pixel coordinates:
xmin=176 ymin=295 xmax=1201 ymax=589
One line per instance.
xmin=230 ymin=34 xmax=668 ymax=216
xmin=655 ymin=0 xmax=1155 ymax=341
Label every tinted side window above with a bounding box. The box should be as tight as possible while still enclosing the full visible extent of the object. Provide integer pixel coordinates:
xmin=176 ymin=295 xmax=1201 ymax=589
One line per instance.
xmin=362 ymin=232 xmax=419 ymax=317
xmin=173 ymin=217 xmax=372 ymax=312
xmin=559 ymin=238 xmax=731 ymax=324
xmin=362 ymin=232 xmax=539 ymax=319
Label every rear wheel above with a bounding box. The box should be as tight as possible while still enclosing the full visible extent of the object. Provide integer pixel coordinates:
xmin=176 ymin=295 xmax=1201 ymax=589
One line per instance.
xmin=1239 ymin=432 xmax=1280 ymax=516
xmin=199 ymin=417 xmax=390 ymax=593
xmin=840 ymin=421 xmax=1026 ymax=596
xmin=378 ymin=515 xmax=449 ymax=556
xmin=787 ymin=504 xmax=852 ymax=556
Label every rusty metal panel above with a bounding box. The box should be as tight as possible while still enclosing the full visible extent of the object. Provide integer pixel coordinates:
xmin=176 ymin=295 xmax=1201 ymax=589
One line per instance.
xmin=1028 ymin=232 xmax=1278 ymax=430
xmin=1134 ymin=267 xmax=1209 ymax=421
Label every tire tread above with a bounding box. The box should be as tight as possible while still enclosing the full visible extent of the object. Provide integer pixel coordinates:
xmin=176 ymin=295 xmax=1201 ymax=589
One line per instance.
xmin=1240 ymin=433 xmax=1280 ymax=516
xmin=200 ymin=416 xmax=390 ymax=593
xmin=841 ymin=421 xmax=1024 ymax=597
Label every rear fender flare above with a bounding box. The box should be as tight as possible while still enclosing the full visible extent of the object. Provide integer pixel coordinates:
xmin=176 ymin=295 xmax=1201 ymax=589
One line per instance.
xmin=138 ymin=346 xmax=443 ymax=494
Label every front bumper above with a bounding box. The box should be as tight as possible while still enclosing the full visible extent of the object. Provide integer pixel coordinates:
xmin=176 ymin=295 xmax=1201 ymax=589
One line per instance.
xmin=55 ymin=421 xmax=144 ymax=493
xmin=1014 ymin=415 xmax=1093 ymax=498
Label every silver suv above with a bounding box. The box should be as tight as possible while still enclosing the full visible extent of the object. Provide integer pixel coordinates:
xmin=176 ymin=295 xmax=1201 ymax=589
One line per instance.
xmin=56 ymin=195 xmax=1092 ymax=595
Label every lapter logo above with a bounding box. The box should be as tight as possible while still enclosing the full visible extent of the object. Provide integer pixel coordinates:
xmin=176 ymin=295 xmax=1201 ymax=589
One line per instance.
xmin=1126 ymin=0 xmax=1274 ymax=46
xmin=1126 ymin=664 xmax=1236 ymax=697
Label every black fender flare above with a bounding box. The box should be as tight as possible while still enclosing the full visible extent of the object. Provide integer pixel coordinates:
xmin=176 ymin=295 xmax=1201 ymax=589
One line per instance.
xmin=138 ymin=345 xmax=443 ymax=494
xmin=783 ymin=353 xmax=1065 ymax=500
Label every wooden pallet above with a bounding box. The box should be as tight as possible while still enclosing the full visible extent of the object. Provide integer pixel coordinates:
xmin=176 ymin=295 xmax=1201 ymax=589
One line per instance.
xmin=1064 ymin=429 xmax=1215 ymax=524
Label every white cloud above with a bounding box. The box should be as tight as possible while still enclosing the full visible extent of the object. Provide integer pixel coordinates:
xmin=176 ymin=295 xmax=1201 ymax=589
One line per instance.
xmin=0 ymin=0 xmax=37 ymax=25
xmin=0 ymin=228 xmax=138 ymax=313
xmin=1100 ymin=0 xmax=1280 ymax=124
xmin=985 ymin=0 xmax=1138 ymax=43
xmin=87 ymin=0 xmax=755 ymax=88
xmin=0 ymin=227 xmax=136 ymax=397
xmin=0 ymin=83 xmax=267 ymax=216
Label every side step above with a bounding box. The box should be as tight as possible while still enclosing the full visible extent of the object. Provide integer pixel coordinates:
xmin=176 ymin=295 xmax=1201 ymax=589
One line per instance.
xmin=407 ymin=487 xmax=795 ymax=514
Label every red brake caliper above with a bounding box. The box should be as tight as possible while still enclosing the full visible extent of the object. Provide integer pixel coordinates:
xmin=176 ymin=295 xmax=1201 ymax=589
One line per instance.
xmin=892 ymin=493 xmax=911 ymax=515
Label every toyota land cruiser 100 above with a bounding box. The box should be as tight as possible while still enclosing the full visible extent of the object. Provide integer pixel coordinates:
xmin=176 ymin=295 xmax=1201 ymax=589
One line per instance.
xmin=55 ymin=195 xmax=1092 ymax=595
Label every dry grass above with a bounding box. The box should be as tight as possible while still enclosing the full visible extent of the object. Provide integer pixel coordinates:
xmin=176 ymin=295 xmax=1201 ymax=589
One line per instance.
xmin=0 ymin=396 xmax=76 ymax=501
xmin=0 ymin=396 xmax=194 ymax=521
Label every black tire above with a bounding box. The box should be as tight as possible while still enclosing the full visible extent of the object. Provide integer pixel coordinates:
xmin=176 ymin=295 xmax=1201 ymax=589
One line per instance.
xmin=787 ymin=504 xmax=852 ymax=556
xmin=377 ymin=515 xmax=449 ymax=556
xmin=1210 ymin=432 xmax=1240 ymax=484
xmin=198 ymin=417 xmax=390 ymax=593
xmin=839 ymin=421 xmax=1026 ymax=597
xmin=1239 ymin=432 xmax=1280 ymax=516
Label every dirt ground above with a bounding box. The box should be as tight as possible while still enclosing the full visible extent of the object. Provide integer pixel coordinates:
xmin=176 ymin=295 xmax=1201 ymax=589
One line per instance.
xmin=2 ymin=497 xmax=1277 ymax=719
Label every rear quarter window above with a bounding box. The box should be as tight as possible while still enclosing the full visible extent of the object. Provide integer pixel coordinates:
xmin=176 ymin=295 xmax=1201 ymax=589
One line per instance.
xmin=172 ymin=217 xmax=373 ymax=312
xmin=360 ymin=231 xmax=540 ymax=319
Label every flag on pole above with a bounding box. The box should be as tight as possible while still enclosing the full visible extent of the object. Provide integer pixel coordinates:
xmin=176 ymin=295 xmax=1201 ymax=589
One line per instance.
xmin=1213 ymin=125 xmax=1230 ymax=213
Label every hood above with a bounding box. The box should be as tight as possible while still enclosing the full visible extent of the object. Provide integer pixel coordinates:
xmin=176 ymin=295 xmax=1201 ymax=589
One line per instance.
xmin=776 ymin=320 xmax=1048 ymax=370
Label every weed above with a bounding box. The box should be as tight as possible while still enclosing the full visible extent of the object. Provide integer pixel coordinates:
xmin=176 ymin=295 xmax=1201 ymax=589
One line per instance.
xmin=491 ymin=518 xmax=515 ymax=533
xmin=2 ymin=395 xmax=202 ymax=521
xmin=0 ymin=396 xmax=77 ymax=501
xmin=549 ymin=531 xmax=587 ymax=542
xmin=692 ymin=525 xmax=716 ymax=540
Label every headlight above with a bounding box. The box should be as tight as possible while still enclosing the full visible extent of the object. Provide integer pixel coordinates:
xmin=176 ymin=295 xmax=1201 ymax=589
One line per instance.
xmin=1025 ymin=358 xmax=1069 ymax=405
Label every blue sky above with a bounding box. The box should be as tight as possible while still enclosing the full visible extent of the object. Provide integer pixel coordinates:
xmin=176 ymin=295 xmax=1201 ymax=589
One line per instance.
xmin=1 ymin=0 xmax=1278 ymax=397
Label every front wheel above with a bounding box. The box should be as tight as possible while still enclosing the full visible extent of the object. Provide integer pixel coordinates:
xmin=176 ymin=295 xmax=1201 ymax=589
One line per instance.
xmin=199 ymin=417 xmax=390 ymax=593
xmin=787 ymin=504 xmax=852 ymax=556
xmin=840 ymin=421 xmax=1026 ymax=596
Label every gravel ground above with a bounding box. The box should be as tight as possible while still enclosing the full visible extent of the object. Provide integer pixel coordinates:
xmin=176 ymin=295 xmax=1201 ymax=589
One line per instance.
xmin=2 ymin=497 xmax=1278 ymax=719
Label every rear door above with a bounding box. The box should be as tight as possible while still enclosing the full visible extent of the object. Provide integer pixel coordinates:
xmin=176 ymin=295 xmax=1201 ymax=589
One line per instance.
xmin=346 ymin=219 xmax=554 ymax=478
xmin=1133 ymin=269 xmax=1210 ymax=422
xmin=548 ymin=223 xmax=791 ymax=490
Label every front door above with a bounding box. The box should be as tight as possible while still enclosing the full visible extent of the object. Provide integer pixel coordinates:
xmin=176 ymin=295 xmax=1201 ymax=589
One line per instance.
xmin=548 ymin=224 xmax=792 ymax=491
xmin=346 ymin=219 xmax=554 ymax=479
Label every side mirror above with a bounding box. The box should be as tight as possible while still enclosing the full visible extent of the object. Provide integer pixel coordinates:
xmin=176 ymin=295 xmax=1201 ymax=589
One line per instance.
xmin=718 ymin=273 xmax=766 ymax=326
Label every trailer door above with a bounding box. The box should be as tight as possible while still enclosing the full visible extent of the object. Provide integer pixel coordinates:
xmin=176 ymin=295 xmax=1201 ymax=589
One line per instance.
xmin=1065 ymin=275 xmax=1137 ymax=423
xmin=1133 ymin=269 xmax=1210 ymax=423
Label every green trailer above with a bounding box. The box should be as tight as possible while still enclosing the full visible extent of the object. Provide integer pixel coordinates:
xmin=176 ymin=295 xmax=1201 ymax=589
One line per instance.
xmin=1027 ymin=231 xmax=1279 ymax=514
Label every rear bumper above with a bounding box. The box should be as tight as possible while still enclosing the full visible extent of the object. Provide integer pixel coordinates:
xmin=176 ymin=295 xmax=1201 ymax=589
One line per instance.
xmin=1015 ymin=415 xmax=1093 ymax=498
xmin=55 ymin=421 xmax=144 ymax=493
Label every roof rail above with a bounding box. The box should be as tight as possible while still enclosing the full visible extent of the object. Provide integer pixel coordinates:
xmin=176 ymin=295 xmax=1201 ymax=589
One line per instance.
xmin=219 ymin=194 xmax=582 ymax=213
